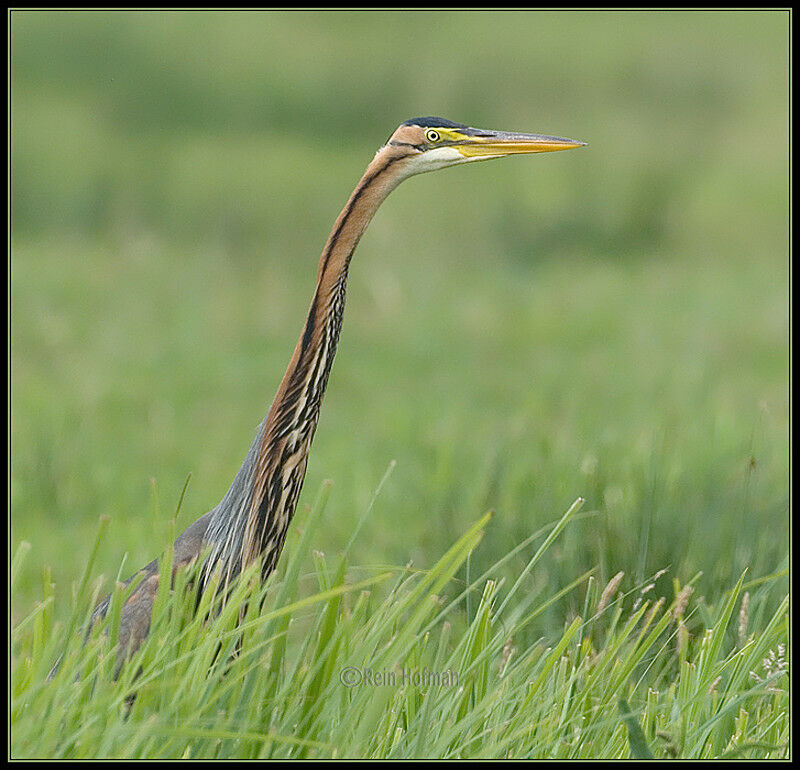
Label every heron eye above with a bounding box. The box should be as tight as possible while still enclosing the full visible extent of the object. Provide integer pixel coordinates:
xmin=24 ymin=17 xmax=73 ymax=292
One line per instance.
xmin=425 ymin=129 xmax=440 ymax=143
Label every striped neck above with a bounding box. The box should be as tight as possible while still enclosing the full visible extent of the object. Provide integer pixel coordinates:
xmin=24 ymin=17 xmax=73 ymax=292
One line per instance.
xmin=206 ymin=145 xmax=413 ymax=584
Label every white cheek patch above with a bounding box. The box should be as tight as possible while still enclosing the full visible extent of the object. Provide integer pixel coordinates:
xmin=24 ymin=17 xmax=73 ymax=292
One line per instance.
xmin=411 ymin=146 xmax=466 ymax=173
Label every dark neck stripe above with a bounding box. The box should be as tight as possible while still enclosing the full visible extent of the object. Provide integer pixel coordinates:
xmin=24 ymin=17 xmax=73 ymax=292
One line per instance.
xmin=295 ymin=153 xmax=408 ymax=393
xmin=319 ymin=152 xmax=407 ymax=276
xmin=388 ymin=140 xmax=424 ymax=150
xmin=300 ymin=293 xmax=317 ymax=353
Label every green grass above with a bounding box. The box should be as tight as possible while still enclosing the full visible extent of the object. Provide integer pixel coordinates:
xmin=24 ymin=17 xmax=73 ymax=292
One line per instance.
xmin=11 ymin=489 xmax=789 ymax=758
xmin=10 ymin=10 xmax=788 ymax=759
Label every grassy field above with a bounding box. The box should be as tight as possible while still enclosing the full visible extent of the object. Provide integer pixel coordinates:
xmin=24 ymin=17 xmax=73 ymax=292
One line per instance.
xmin=10 ymin=10 xmax=789 ymax=759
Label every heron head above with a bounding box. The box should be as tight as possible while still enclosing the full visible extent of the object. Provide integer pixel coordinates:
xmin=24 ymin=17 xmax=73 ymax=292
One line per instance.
xmin=385 ymin=117 xmax=585 ymax=175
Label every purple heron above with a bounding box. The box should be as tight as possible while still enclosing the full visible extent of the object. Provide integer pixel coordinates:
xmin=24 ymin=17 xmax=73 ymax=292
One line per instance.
xmin=85 ymin=118 xmax=585 ymax=662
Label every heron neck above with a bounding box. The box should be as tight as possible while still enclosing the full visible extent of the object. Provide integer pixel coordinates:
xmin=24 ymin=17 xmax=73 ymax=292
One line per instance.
xmin=270 ymin=147 xmax=408 ymax=437
xmin=238 ymin=147 xmax=410 ymax=574
xmin=315 ymin=148 xmax=409 ymax=290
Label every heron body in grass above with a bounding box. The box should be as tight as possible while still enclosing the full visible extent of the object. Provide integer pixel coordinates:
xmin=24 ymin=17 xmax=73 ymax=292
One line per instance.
xmin=89 ymin=117 xmax=585 ymax=661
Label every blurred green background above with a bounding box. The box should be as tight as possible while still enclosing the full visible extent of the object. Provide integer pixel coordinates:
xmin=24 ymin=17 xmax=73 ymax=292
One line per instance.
xmin=10 ymin=11 xmax=788 ymax=621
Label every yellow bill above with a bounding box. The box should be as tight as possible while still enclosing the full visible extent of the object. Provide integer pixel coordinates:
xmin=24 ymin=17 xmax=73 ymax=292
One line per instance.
xmin=455 ymin=130 xmax=586 ymax=158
